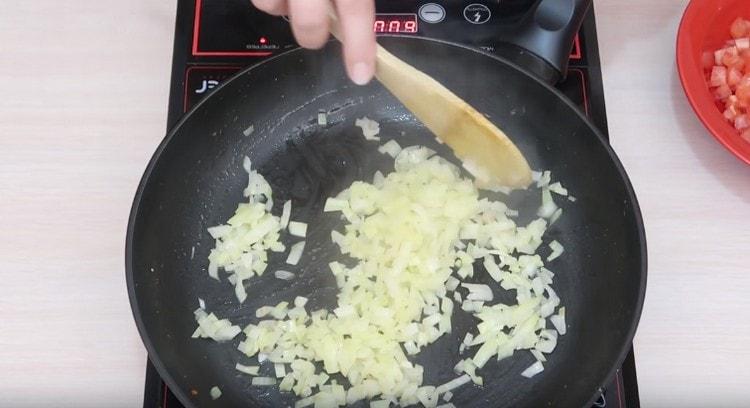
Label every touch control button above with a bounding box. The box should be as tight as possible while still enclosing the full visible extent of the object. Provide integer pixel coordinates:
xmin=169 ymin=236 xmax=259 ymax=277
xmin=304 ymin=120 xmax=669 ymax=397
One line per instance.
xmin=419 ymin=3 xmax=446 ymax=23
xmin=463 ymin=3 xmax=491 ymax=24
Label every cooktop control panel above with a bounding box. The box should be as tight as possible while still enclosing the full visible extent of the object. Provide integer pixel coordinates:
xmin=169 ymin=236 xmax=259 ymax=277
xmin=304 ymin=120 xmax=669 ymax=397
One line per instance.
xmin=192 ymin=0 xmax=551 ymax=59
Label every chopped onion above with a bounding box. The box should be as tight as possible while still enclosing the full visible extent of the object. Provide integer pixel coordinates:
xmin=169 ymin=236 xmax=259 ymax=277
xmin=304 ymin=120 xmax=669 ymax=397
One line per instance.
xmin=404 ymin=341 xmax=419 ymax=355
xmin=198 ymin=298 xmax=205 ymax=310
xmin=207 ymin=225 xmax=230 ymax=239
xmin=252 ymin=377 xmax=277 ymax=386
xmin=270 ymin=301 xmax=289 ymax=320
xmin=288 ymin=221 xmax=307 ymax=238
xmin=317 ymin=111 xmax=328 ymax=126
xmin=192 ymin=308 xmax=241 ymax=342
xmin=461 ymin=300 xmax=476 ymax=312
xmin=550 ymin=307 xmax=567 ymax=335
xmin=537 ymin=188 xmax=558 ymax=218
xmin=235 ymin=363 xmax=260 ymax=376
xmin=196 ymin=135 xmax=574 ymax=405
xmin=255 ymin=306 xmax=272 ymax=318
xmin=535 ymin=170 xmax=551 ymax=188
xmin=548 ymin=240 xmax=564 ymax=261
xmin=243 ymin=124 xmax=255 ymax=137
xmin=275 ymin=270 xmax=295 ymax=280
xmin=462 ymin=283 xmax=494 ymax=302
xmin=208 ymin=262 xmax=220 ymax=280
xmin=235 ymin=281 xmax=247 ymax=304
xmin=378 ymin=139 xmax=402 ymax=158
xmin=324 ymin=198 xmax=348 ymax=213
xmin=456 ymin=359 xmax=482 ymax=385
xmin=295 ymin=395 xmax=315 ymax=408
xmin=442 ymin=391 xmax=453 ymax=402
xmin=286 ymin=241 xmax=305 ymax=265
xmin=206 ymin=158 xmax=282 ymax=301
xmin=521 ymin=361 xmax=544 ymax=378
xmin=210 ymin=386 xmax=222 ymax=400
xmin=530 ymin=349 xmax=547 ymax=363
xmin=549 ymin=208 xmax=563 ymax=225
xmin=541 ymin=287 xmax=560 ymax=318
xmin=435 ymin=374 xmax=471 ymax=394
xmin=274 ymin=363 xmax=286 ymax=378
xmin=483 ymin=256 xmax=502 ymax=282
xmin=279 ymin=374 xmax=294 ymax=392
xmin=445 ymin=276 xmax=460 ymax=291
xmin=536 ymin=330 xmax=558 ymax=353
xmin=355 ymin=117 xmax=381 ymax=141
xmin=416 ymin=386 xmax=438 ymax=407
xmin=441 ymin=297 xmax=453 ymax=314
xmin=280 ymin=200 xmax=292 ymax=229
xmin=394 ymin=146 xmax=436 ymax=171
xmin=294 ymin=296 xmax=308 ymax=308
xmin=548 ymin=182 xmax=568 ymax=196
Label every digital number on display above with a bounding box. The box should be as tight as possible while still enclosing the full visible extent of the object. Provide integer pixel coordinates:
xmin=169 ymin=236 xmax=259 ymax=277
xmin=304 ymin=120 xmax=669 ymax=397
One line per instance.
xmin=374 ymin=14 xmax=418 ymax=33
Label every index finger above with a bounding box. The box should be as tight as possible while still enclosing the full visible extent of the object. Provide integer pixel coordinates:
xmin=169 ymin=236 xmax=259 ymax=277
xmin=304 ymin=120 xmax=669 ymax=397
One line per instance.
xmin=334 ymin=0 xmax=376 ymax=85
xmin=251 ymin=0 xmax=288 ymax=16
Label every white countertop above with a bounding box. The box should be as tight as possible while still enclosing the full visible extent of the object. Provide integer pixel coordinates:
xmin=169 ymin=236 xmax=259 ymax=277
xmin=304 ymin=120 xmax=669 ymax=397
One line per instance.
xmin=1 ymin=0 xmax=749 ymax=406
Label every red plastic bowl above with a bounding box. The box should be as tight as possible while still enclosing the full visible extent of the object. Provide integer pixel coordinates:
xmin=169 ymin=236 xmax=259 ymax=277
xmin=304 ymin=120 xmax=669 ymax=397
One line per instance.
xmin=677 ymin=0 xmax=750 ymax=164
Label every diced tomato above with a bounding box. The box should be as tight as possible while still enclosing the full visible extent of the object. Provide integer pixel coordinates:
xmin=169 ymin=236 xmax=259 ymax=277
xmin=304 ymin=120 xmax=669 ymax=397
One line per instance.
xmin=725 ymin=46 xmax=739 ymax=57
xmin=736 ymin=75 xmax=750 ymax=102
xmin=711 ymin=66 xmax=728 ymax=87
xmin=728 ymin=67 xmax=744 ymax=88
xmin=729 ymin=57 xmax=744 ymax=71
xmin=735 ymin=114 xmax=750 ymax=130
xmin=705 ymin=18 xmax=750 ymax=144
xmin=725 ymin=95 xmax=740 ymax=111
xmin=736 ymin=38 xmax=750 ymax=50
xmin=715 ymin=48 xmax=728 ymax=65
xmin=714 ymin=84 xmax=732 ymax=100
xmin=722 ymin=47 xmax=745 ymax=69
xmin=725 ymin=108 xmax=738 ymax=121
xmin=731 ymin=17 xmax=750 ymax=39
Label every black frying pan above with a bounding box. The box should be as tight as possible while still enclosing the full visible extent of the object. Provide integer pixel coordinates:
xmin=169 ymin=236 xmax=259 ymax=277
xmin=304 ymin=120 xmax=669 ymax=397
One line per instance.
xmin=127 ymin=35 xmax=646 ymax=408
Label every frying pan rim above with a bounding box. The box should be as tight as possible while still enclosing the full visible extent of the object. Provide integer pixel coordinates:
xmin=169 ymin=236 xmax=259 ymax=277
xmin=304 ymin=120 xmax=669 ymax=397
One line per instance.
xmin=126 ymin=36 xmax=647 ymax=408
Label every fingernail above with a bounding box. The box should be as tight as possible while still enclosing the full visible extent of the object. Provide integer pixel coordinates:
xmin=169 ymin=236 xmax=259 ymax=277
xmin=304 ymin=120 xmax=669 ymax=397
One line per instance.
xmin=351 ymin=62 xmax=373 ymax=85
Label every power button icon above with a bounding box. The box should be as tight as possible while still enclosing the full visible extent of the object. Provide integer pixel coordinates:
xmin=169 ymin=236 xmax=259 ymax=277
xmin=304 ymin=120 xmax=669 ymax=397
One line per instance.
xmin=463 ymin=4 xmax=491 ymax=24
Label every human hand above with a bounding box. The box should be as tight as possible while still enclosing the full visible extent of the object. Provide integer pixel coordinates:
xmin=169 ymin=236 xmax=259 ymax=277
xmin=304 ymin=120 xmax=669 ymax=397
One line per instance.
xmin=251 ymin=0 xmax=376 ymax=85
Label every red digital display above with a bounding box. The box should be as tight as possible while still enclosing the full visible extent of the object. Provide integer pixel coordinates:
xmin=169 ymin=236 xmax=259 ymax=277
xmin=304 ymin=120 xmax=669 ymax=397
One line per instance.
xmin=374 ymin=14 xmax=418 ymax=34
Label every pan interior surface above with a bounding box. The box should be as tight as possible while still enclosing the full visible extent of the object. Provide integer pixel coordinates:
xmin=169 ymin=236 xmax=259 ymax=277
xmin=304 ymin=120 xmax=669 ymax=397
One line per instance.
xmin=127 ymin=38 xmax=646 ymax=408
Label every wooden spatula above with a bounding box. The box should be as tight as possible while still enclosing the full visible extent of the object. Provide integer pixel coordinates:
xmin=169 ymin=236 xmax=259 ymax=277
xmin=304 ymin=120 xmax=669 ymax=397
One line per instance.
xmin=329 ymin=12 xmax=532 ymax=189
xmin=375 ymin=45 xmax=532 ymax=189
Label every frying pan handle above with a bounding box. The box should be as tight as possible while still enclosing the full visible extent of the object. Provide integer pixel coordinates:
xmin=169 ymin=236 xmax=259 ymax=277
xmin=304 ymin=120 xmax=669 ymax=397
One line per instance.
xmin=499 ymin=0 xmax=592 ymax=84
